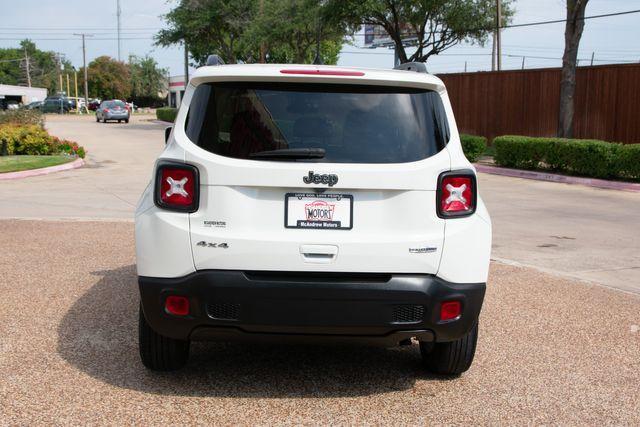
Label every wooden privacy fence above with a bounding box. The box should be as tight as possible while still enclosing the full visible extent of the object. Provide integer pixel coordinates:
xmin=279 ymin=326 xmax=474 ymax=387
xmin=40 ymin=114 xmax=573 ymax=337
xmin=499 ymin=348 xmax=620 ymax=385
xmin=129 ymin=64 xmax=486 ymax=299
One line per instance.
xmin=438 ymin=63 xmax=640 ymax=144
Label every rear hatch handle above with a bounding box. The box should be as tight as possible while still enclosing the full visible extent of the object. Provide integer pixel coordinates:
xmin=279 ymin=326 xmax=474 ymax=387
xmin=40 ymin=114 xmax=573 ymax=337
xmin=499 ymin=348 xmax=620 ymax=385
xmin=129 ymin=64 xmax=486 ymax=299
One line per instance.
xmin=299 ymin=244 xmax=338 ymax=264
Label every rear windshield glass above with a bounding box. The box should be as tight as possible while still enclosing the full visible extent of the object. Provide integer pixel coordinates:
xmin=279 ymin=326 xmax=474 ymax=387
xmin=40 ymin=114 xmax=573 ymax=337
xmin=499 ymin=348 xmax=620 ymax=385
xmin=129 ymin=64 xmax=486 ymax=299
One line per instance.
xmin=105 ymin=101 xmax=125 ymax=108
xmin=185 ymin=82 xmax=449 ymax=163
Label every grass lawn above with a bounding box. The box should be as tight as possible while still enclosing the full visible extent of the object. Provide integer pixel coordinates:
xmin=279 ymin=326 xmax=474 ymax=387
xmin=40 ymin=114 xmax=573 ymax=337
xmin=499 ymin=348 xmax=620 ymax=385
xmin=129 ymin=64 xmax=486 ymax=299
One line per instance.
xmin=0 ymin=155 xmax=75 ymax=173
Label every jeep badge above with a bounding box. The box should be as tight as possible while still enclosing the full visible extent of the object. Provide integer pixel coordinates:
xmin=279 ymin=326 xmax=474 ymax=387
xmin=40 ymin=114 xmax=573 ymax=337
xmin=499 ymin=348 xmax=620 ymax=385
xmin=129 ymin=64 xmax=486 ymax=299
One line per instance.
xmin=303 ymin=171 xmax=338 ymax=187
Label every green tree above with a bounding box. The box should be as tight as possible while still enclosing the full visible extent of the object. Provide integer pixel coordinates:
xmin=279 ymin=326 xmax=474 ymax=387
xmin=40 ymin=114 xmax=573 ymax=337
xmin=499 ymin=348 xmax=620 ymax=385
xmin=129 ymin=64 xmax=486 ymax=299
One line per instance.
xmin=558 ymin=0 xmax=589 ymax=138
xmin=0 ymin=47 xmax=23 ymax=86
xmin=325 ymin=0 xmax=514 ymax=64
xmin=156 ymin=0 xmax=258 ymax=65
xmin=156 ymin=0 xmax=350 ymax=65
xmin=0 ymin=39 xmax=74 ymax=94
xmin=129 ymin=55 xmax=168 ymax=107
xmin=79 ymin=56 xmax=131 ymax=100
xmin=247 ymin=0 xmax=346 ymax=64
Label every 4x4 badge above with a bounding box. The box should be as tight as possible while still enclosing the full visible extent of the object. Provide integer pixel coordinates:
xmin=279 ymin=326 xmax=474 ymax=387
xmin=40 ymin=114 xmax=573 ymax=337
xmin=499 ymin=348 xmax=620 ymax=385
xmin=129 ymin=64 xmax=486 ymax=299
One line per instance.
xmin=196 ymin=241 xmax=228 ymax=248
xmin=303 ymin=171 xmax=338 ymax=187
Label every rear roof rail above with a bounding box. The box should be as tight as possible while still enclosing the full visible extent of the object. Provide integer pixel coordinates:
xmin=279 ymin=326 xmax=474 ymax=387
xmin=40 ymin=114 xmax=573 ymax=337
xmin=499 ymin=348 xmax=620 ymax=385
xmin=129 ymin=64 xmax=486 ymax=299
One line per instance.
xmin=206 ymin=54 xmax=225 ymax=66
xmin=394 ymin=62 xmax=428 ymax=73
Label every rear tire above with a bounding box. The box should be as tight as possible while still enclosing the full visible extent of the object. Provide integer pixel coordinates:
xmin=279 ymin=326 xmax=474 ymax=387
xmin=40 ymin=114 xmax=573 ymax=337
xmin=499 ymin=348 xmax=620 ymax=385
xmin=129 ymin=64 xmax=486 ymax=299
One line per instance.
xmin=139 ymin=306 xmax=190 ymax=371
xmin=125 ymin=118 xmax=129 ymax=123
xmin=420 ymin=322 xmax=478 ymax=375
xmin=95 ymin=115 xmax=99 ymax=122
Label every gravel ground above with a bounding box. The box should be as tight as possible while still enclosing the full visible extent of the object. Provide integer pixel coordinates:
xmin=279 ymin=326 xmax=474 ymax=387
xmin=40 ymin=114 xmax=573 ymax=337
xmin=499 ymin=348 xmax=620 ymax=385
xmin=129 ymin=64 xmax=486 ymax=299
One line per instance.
xmin=1 ymin=220 xmax=639 ymax=425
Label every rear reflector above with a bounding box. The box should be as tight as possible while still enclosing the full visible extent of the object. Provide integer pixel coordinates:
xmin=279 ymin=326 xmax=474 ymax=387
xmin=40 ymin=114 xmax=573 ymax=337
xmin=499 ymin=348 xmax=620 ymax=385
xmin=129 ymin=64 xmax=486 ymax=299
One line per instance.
xmin=280 ymin=69 xmax=365 ymax=76
xmin=437 ymin=171 xmax=477 ymax=218
xmin=165 ymin=296 xmax=190 ymax=316
xmin=440 ymin=301 xmax=462 ymax=322
xmin=154 ymin=163 xmax=199 ymax=213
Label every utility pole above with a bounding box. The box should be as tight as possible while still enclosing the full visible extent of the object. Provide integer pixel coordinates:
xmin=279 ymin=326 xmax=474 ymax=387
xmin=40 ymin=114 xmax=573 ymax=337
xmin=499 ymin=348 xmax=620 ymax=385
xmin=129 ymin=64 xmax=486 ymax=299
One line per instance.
xmin=23 ymin=48 xmax=31 ymax=87
xmin=590 ymin=51 xmax=595 ymax=66
xmin=464 ymin=61 xmax=467 ymax=72
xmin=496 ymin=0 xmax=502 ymax=71
xmin=491 ymin=34 xmax=496 ymax=71
xmin=116 ymin=0 xmax=122 ymax=61
xmin=521 ymin=56 xmax=525 ymax=69
xmin=54 ymin=52 xmax=64 ymax=93
xmin=74 ymin=33 xmax=92 ymax=109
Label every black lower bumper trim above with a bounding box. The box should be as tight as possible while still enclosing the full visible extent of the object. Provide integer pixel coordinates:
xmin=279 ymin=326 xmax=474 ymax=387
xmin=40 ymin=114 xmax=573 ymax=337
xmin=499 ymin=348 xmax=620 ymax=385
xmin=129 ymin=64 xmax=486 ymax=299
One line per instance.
xmin=139 ymin=270 xmax=485 ymax=345
xmin=190 ymin=327 xmax=435 ymax=346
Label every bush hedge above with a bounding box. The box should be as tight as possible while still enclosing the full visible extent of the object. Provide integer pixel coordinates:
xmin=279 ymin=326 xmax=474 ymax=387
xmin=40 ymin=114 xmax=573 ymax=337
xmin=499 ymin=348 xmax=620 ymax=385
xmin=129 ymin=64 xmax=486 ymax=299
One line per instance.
xmin=0 ymin=124 xmax=86 ymax=158
xmin=494 ymin=135 xmax=639 ymax=180
xmin=0 ymin=109 xmax=44 ymax=127
xmin=460 ymin=134 xmax=487 ymax=163
xmin=156 ymin=107 xmax=178 ymax=123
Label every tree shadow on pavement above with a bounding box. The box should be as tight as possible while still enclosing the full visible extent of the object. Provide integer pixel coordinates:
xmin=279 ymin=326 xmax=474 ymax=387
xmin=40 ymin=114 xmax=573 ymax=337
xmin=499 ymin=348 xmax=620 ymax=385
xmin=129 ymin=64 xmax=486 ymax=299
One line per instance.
xmin=57 ymin=265 xmax=437 ymax=398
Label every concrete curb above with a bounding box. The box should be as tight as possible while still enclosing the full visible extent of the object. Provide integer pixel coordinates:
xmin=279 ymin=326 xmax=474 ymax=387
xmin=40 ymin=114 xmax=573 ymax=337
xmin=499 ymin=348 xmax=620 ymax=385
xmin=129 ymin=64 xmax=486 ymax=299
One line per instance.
xmin=475 ymin=164 xmax=640 ymax=192
xmin=0 ymin=157 xmax=85 ymax=180
xmin=152 ymin=120 xmax=174 ymax=126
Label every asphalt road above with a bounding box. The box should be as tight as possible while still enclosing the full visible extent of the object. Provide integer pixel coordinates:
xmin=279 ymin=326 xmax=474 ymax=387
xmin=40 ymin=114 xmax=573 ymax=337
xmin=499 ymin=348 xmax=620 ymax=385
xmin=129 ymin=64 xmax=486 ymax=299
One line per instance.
xmin=0 ymin=114 xmax=166 ymax=219
xmin=0 ymin=220 xmax=638 ymax=424
xmin=1 ymin=115 xmax=638 ymax=293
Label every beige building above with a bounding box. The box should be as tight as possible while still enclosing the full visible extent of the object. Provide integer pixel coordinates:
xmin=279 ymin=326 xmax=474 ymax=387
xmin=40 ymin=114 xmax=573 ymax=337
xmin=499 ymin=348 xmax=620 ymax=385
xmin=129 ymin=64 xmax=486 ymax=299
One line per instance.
xmin=0 ymin=84 xmax=47 ymax=109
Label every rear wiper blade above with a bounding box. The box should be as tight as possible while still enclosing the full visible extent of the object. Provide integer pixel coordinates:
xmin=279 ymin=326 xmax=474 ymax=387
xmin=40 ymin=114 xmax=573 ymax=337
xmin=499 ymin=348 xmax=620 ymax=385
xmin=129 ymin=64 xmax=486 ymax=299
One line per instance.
xmin=249 ymin=148 xmax=326 ymax=160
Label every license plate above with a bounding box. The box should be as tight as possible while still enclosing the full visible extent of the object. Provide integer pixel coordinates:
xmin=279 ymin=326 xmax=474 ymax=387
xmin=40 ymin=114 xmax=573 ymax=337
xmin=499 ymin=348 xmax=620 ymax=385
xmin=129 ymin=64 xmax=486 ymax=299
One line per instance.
xmin=285 ymin=193 xmax=353 ymax=230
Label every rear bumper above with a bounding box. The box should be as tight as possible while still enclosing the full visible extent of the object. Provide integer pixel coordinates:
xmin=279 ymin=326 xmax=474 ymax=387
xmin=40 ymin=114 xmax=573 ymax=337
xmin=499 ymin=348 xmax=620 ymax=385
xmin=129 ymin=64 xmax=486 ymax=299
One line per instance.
xmin=139 ymin=270 xmax=485 ymax=345
xmin=104 ymin=112 xmax=129 ymax=119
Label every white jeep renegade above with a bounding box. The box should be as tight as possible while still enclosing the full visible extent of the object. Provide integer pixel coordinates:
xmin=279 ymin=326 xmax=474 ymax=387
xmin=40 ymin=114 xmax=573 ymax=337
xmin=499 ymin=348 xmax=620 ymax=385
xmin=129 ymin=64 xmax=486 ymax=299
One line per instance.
xmin=135 ymin=58 xmax=492 ymax=375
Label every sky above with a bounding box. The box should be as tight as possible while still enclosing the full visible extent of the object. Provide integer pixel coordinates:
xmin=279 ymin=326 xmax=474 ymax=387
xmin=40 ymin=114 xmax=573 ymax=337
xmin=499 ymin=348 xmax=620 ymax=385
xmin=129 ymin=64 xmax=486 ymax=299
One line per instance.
xmin=1 ymin=0 xmax=639 ymax=77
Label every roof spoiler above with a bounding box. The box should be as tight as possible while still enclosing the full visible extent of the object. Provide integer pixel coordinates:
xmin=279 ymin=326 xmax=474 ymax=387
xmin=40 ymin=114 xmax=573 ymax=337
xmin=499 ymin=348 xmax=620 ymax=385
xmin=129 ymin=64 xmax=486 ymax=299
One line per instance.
xmin=394 ymin=62 xmax=428 ymax=73
xmin=206 ymin=54 xmax=225 ymax=66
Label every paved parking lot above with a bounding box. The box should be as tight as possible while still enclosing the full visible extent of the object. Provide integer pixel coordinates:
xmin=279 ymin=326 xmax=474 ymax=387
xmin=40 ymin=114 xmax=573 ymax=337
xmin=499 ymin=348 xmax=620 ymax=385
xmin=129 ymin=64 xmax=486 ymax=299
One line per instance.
xmin=1 ymin=115 xmax=638 ymax=293
xmin=0 ymin=220 xmax=638 ymax=424
xmin=1 ymin=115 xmax=639 ymax=423
xmin=0 ymin=114 xmax=165 ymax=219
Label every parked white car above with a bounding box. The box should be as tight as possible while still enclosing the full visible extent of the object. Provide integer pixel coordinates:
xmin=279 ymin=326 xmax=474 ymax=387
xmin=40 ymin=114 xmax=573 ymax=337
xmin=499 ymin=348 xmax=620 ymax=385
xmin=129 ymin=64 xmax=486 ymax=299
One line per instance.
xmin=135 ymin=57 xmax=492 ymax=375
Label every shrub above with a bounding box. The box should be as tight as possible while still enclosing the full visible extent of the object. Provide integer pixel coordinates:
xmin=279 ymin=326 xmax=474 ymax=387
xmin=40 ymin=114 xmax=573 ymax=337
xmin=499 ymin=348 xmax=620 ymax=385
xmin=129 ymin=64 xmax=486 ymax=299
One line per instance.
xmin=493 ymin=135 xmax=639 ymax=180
xmin=460 ymin=134 xmax=487 ymax=163
xmin=51 ymin=137 xmax=87 ymax=158
xmin=0 ymin=124 xmax=50 ymax=155
xmin=494 ymin=136 xmax=551 ymax=170
xmin=0 ymin=124 xmax=86 ymax=158
xmin=156 ymin=107 xmax=178 ymax=123
xmin=130 ymin=95 xmax=166 ymax=109
xmin=0 ymin=109 xmax=44 ymax=127
xmin=14 ymin=125 xmax=53 ymax=155
xmin=618 ymin=144 xmax=640 ymax=179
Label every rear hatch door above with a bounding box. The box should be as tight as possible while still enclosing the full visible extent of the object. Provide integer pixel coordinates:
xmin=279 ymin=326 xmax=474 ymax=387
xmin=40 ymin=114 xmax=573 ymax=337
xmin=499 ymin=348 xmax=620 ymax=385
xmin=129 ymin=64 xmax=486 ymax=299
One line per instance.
xmin=182 ymin=80 xmax=451 ymax=273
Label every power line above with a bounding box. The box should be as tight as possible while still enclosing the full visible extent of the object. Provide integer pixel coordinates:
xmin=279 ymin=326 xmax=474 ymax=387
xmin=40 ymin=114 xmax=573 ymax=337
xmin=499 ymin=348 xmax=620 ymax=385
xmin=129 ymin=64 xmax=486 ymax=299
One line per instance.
xmin=0 ymin=37 xmax=154 ymax=41
xmin=340 ymin=49 xmax=638 ymax=63
xmin=502 ymin=8 xmax=640 ymax=29
xmin=345 ymin=8 xmax=640 ymax=39
xmin=0 ymin=8 xmax=638 ymax=34
xmin=0 ymin=26 xmax=161 ymax=30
